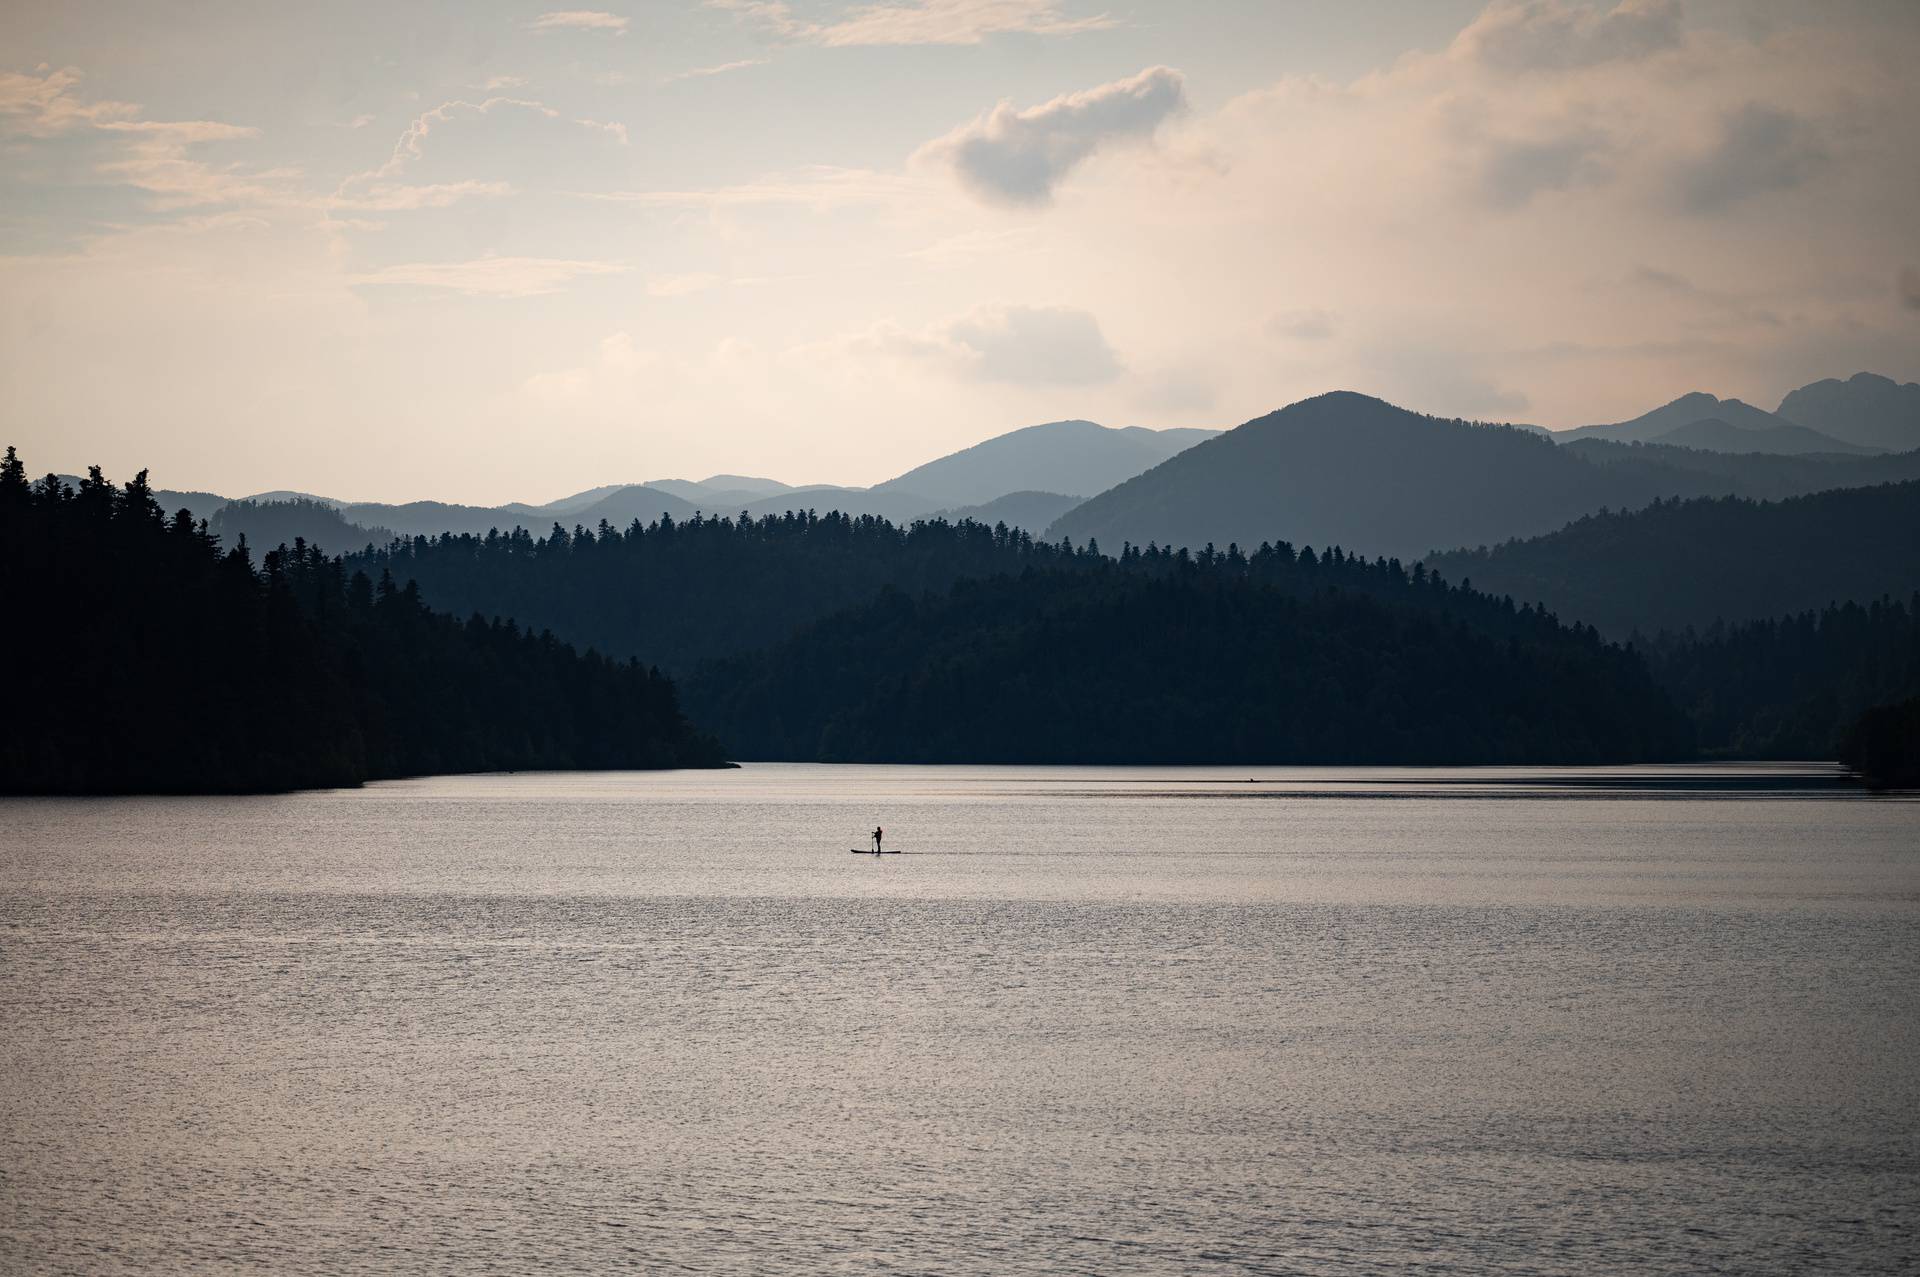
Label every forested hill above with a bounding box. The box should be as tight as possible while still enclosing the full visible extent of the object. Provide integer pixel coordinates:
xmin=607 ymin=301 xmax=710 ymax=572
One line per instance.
xmin=1560 ymin=436 xmax=1920 ymax=499
xmin=348 ymin=512 xmax=1099 ymax=673
xmin=0 ymin=449 xmax=724 ymax=794
xmin=1422 ymin=482 xmax=1920 ymax=639
xmin=1647 ymin=597 xmax=1920 ymax=762
xmin=209 ymin=497 xmax=394 ymax=556
xmin=684 ymin=542 xmax=1692 ymax=764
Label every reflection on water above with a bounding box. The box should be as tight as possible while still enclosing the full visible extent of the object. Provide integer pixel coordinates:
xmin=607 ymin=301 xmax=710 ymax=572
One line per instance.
xmin=2 ymin=765 xmax=1915 ymax=1274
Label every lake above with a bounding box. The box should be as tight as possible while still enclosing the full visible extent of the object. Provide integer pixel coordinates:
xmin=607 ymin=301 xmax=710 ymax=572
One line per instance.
xmin=2 ymin=764 xmax=1915 ymax=1274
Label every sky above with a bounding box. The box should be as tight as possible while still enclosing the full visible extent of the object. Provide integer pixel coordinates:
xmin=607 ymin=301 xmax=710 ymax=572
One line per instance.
xmin=2 ymin=0 xmax=1917 ymax=503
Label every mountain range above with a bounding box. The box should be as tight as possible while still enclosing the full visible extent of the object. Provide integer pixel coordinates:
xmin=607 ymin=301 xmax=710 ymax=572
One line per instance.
xmin=137 ymin=370 xmax=1920 ymax=575
xmin=1553 ymin=392 xmax=1877 ymax=454
xmin=1045 ymin=391 xmax=1920 ymax=562
xmin=152 ymin=419 xmax=1221 ymax=549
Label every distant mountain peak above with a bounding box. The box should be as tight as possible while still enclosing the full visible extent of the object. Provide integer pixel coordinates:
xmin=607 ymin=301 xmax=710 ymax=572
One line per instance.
xmin=1776 ymin=371 xmax=1920 ymax=452
xmin=870 ymin=417 xmax=1218 ymax=507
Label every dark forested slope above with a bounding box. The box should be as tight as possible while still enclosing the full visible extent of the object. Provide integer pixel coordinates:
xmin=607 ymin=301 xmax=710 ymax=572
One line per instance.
xmin=0 ymin=450 xmax=723 ymax=794
xmin=1646 ymin=597 xmax=1920 ymax=761
xmin=209 ymin=497 xmax=394 ymax=556
xmin=348 ymin=512 xmax=1098 ymax=673
xmin=686 ymin=542 xmax=1691 ymax=765
xmin=1422 ymin=483 xmax=1920 ymax=638
xmin=1645 ymin=418 xmax=1876 ymax=456
xmin=1559 ymin=437 xmax=1920 ymax=499
xmin=931 ymin=490 xmax=1082 ymax=533
xmin=1840 ymin=695 xmax=1920 ymax=789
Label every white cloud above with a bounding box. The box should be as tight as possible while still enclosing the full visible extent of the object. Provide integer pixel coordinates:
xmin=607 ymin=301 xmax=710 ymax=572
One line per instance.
xmin=347 ymin=96 xmax=625 ymax=186
xmin=589 ymin=165 xmax=926 ymax=211
xmin=663 ymin=58 xmax=770 ymax=83
xmin=349 ymin=256 xmax=628 ymax=297
xmin=708 ymin=0 xmax=1116 ymax=47
xmin=528 ymin=11 xmax=630 ymax=34
xmin=918 ymin=66 xmax=1185 ymax=206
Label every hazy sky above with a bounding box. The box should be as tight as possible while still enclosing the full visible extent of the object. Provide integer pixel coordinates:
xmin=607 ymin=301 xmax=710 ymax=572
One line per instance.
xmin=3 ymin=0 xmax=1917 ymax=502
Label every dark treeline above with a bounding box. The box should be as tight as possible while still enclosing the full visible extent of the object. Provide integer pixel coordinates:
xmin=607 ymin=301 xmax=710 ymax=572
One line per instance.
xmin=1646 ymin=597 xmax=1920 ymax=760
xmin=348 ymin=510 xmax=1105 ymax=673
xmin=12 ymin=446 xmax=1912 ymax=783
xmin=346 ymin=506 xmax=1614 ymax=676
xmin=684 ymin=551 xmax=1691 ymax=764
xmin=1422 ymin=483 xmax=1920 ymax=638
xmin=0 ymin=449 xmax=724 ymax=794
xmin=1840 ymin=696 xmax=1920 ymax=790
xmin=208 ymin=497 xmax=394 ymax=560
xmin=347 ymin=502 xmax=1913 ymax=769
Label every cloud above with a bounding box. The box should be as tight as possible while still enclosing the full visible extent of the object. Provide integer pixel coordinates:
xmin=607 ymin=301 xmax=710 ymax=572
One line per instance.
xmin=904 ymin=226 xmax=1043 ymax=268
xmin=919 ymin=65 xmax=1186 ymax=206
xmin=346 ymin=96 xmax=626 ymax=186
xmin=588 ymin=165 xmax=924 ymax=210
xmin=91 ymin=120 xmax=280 ymax=210
xmin=1675 ymin=103 xmax=1827 ymax=212
xmin=0 ymin=66 xmax=137 ymax=137
xmin=349 ymin=256 xmax=628 ymax=297
xmin=525 ymin=332 xmax=661 ymax=399
xmin=946 ymin=304 xmax=1120 ymax=383
xmin=810 ymin=304 xmax=1121 ymax=386
xmin=709 ymin=0 xmax=1117 ymax=47
xmin=528 ymin=11 xmax=629 ymax=34
xmin=1901 ymin=267 xmax=1920 ymax=312
xmin=0 ymin=67 xmax=283 ymax=210
xmin=329 ymin=180 xmax=515 ymax=212
xmin=482 ymin=75 xmax=528 ymax=90
xmin=1452 ymin=0 xmax=1681 ymax=72
xmin=663 ymin=58 xmax=770 ymax=83
xmin=1478 ymin=127 xmax=1610 ymax=207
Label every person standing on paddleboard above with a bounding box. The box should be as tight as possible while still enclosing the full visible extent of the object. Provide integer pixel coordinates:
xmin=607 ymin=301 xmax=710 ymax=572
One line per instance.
xmin=872 ymin=826 xmax=883 ymax=854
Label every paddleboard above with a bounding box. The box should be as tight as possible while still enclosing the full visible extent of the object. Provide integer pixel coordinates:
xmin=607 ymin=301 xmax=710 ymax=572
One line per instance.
xmin=850 ymin=848 xmax=902 ymax=854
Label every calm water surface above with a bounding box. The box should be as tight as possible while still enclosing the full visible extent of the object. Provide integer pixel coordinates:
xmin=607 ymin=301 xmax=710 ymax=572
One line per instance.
xmin=2 ymin=764 xmax=1916 ymax=1274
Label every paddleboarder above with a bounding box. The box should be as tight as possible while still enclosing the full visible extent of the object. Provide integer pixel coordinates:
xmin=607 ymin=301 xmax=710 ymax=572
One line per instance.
xmin=872 ymin=825 xmax=884 ymax=854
